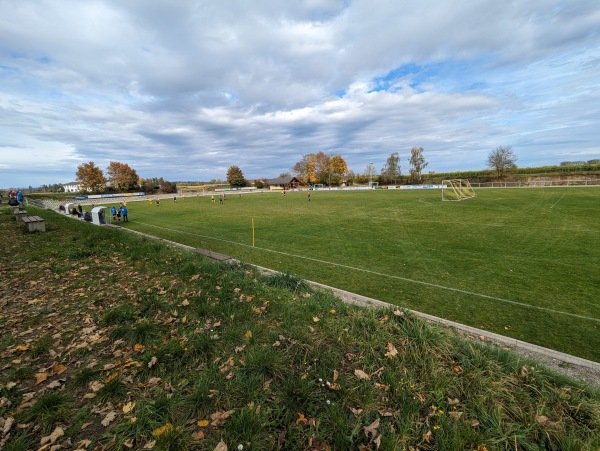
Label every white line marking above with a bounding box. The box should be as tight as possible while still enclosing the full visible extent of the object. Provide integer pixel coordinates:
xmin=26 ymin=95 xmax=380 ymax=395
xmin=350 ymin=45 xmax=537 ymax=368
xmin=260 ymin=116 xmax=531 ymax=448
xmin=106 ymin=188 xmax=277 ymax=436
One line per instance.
xmin=550 ymin=193 xmax=566 ymax=208
xmin=135 ymin=222 xmax=600 ymax=324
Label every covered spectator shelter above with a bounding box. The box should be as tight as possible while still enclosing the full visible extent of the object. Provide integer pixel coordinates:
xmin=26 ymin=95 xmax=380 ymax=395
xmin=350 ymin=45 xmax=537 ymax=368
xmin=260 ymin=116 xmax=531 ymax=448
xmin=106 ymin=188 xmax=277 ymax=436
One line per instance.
xmin=267 ymin=176 xmax=300 ymax=190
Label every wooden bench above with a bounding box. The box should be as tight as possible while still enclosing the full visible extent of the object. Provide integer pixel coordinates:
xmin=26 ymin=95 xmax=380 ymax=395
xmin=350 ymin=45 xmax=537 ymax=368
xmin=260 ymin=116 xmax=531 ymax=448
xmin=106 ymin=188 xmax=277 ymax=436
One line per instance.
xmin=21 ymin=215 xmax=46 ymax=232
xmin=14 ymin=210 xmax=28 ymax=221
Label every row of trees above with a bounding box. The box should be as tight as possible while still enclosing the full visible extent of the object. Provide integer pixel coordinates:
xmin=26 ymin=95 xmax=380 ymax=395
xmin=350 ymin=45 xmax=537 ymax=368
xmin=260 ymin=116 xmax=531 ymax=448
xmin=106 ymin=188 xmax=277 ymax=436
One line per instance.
xmin=560 ymin=159 xmax=600 ymax=166
xmin=74 ymin=146 xmax=520 ymax=195
xmin=75 ymin=161 xmax=177 ymax=194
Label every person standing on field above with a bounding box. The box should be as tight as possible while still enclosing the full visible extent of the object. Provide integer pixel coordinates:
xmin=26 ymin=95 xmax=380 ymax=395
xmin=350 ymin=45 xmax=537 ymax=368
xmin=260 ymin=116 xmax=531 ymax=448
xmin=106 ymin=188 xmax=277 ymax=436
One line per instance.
xmin=307 ymin=190 xmax=311 ymax=202
xmin=121 ymin=205 xmax=128 ymax=222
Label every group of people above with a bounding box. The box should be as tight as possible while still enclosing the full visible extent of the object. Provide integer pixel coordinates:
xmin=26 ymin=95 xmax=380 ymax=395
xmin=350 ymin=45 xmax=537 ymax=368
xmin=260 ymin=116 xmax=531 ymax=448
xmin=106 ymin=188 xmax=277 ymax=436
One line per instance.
xmin=110 ymin=204 xmax=128 ymax=222
xmin=1 ymin=190 xmax=23 ymax=206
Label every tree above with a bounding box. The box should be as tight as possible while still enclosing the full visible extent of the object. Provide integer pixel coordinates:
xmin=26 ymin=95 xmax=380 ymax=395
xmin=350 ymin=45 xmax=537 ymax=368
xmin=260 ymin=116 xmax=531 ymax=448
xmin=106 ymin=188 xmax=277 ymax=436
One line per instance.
xmin=380 ymin=152 xmax=401 ymax=185
xmin=76 ymin=161 xmax=106 ymax=193
xmin=106 ymin=161 xmax=139 ymax=192
xmin=329 ymin=155 xmax=349 ymax=186
xmin=487 ymin=146 xmax=518 ymax=178
xmin=159 ymin=179 xmax=177 ymax=194
xmin=292 ymin=154 xmax=317 ymax=185
xmin=408 ymin=147 xmax=428 ymax=184
xmin=227 ymin=166 xmax=247 ymax=187
xmin=293 ymin=152 xmax=348 ymax=186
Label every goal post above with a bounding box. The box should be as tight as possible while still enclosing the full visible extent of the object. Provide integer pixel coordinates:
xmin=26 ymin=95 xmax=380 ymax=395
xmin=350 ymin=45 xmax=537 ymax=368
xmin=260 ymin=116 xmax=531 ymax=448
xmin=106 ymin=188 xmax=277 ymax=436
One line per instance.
xmin=442 ymin=179 xmax=476 ymax=201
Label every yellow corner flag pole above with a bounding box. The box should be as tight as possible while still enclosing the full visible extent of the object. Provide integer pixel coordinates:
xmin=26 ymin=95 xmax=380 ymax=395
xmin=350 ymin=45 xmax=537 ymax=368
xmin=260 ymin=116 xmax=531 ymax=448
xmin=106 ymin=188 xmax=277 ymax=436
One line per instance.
xmin=252 ymin=218 xmax=255 ymax=247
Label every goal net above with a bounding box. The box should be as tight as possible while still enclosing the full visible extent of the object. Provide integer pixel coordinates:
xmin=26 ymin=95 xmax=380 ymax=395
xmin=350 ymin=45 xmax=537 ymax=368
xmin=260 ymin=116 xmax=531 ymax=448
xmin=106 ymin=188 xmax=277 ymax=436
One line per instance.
xmin=314 ymin=184 xmax=324 ymax=190
xmin=442 ymin=179 xmax=476 ymax=201
xmin=369 ymin=182 xmax=379 ymax=189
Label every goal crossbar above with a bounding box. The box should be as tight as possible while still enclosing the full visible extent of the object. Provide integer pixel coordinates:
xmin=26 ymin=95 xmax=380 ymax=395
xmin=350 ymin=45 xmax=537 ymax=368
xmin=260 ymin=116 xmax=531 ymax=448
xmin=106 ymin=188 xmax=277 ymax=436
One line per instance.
xmin=442 ymin=179 xmax=476 ymax=201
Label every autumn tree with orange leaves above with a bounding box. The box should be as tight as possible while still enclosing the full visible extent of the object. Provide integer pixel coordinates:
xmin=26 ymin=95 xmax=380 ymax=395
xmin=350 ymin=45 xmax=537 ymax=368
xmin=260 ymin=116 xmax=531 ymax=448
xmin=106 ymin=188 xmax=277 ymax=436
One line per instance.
xmin=292 ymin=152 xmax=348 ymax=186
xmin=75 ymin=161 xmax=106 ymax=193
xmin=106 ymin=161 xmax=140 ymax=191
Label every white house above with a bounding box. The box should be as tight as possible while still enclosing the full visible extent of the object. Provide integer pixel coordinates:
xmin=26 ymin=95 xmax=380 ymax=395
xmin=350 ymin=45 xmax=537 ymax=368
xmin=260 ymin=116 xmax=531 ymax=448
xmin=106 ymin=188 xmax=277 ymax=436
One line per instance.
xmin=62 ymin=181 xmax=82 ymax=193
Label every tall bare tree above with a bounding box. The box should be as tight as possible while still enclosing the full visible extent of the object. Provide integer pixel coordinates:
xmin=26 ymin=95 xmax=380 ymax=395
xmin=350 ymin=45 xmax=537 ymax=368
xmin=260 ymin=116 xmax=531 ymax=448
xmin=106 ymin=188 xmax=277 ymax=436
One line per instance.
xmin=487 ymin=146 xmax=518 ymax=178
xmin=408 ymin=147 xmax=428 ymax=184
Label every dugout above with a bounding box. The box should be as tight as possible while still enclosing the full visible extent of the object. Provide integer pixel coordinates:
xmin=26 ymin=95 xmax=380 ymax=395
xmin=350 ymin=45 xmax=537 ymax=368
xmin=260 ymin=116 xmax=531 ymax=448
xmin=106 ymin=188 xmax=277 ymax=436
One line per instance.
xmin=91 ymin=206 xmax=107 ymax=225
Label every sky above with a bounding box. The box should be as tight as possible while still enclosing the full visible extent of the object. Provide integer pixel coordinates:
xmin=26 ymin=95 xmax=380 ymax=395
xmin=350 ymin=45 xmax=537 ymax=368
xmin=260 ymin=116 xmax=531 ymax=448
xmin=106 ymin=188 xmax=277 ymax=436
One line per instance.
xmin=1 ymin=0 xmax=599 ymax=189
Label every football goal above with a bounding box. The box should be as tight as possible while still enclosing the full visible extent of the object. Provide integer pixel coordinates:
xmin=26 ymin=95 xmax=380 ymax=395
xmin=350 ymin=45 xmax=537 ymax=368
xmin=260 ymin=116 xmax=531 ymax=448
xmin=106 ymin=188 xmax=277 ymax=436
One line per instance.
xmin=442 ymin=179 xmax=476 ymax=201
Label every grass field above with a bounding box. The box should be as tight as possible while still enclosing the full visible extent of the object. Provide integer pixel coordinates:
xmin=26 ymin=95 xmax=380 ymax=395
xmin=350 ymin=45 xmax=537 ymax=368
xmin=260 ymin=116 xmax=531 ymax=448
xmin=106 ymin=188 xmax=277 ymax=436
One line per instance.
xmin=114 ymin=187 xmax=600 ymax=362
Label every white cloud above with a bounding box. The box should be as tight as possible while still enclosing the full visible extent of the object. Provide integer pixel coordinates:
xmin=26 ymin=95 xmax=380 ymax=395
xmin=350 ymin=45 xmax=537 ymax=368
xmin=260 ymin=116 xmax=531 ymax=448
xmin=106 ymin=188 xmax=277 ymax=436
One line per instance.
xmin=0 ymin=0 xmax=599 ymax=188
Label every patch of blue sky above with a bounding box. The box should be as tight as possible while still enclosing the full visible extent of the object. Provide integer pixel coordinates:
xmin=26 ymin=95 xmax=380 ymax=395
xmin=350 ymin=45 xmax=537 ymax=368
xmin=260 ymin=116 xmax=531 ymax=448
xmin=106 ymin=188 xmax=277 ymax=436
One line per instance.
xmin=222 ymin=89 xmax=239 ymax=102
xmin=369 ymin=59 xmax=493 ymax=95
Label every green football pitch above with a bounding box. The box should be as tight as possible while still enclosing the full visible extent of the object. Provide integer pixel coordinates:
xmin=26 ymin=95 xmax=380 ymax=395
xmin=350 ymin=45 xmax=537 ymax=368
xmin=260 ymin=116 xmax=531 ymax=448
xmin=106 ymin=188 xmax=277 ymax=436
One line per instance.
xmin=114 ymin=187 xmax=600 ymax=362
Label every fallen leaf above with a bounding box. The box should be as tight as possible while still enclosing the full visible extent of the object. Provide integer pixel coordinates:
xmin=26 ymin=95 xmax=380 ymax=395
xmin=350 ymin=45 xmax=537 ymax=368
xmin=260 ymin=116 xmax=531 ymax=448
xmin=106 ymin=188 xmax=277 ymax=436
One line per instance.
xmin=378 ymin=315 xmax=389 ymax=323
xmin=123 ymin=402 xmax=136 ymax=414
xmin=52 ymin=364 xmax=67 ymax=375
xmin=191 ymin=431 xmax=205 ymax=440
xmin=244 ymin=330 xmax=252 ymax=340
xmin=385 ymin=342 xmax=398 ymax=358
xmin=35 ymin=372 xmax=49 ymax=385
xmin=393 ymin=309 xmax=404 ymax=316
xmin=422 ymin=430 xmax=432 ymax=442
xmin=148 ymin=356 xmax=158 ymax=368
xmin=40 ymin=426 xmax=64 ymax=445
xmin=197 ymin=419 xmax=209 ymax=427
xmin=46 ymin=380 xmax=63 ymax=389
xmin=363 ymin=418 xmax=380 ymax=439
xmin=123 ymin=439 xmax=134 ymax=448
xmin=134 ymin=343 xmax=145 ymax=352
xmin=89 ymin=380 xmax=104 ymax=392
xmin=77 ymin=439 xmax=92 ymax=448
xmin=295 ymin=412 xmax=309 ymax=425
xmin=467 ymin=419 xmax=480 ymax=427
xmin=333 ymin=369 xmax=339 ymax=382
xmin=152 ymin=423 xmax=174 ymax=437
xmin=349 ymin=407 xmax=363 ymax=417
xmin=101 ymin=411 xmax=117 ymax=427
xmin=210 ymin=409 xmax=235 ymax=426
xmin=449 ymin=411 xmax=463 ymax=420
xmin=447 ymin=397 xmax=460 ymax=405
xmin=536 ymin=415 xmax=549 ymax=425
xmin=214 ymin=440 xmax=228 ymax=451
xmin=312 ymin=316 xmax=320 ymax=323
xmin=354 ymin=369 xmax=371 ymax=380
xmin=16 ymin=344 xmax=30 ymax=351
xmin=143 ymin=440 xmax=156 ymax=449
xmin=452 ymin=365 xmax=463 ymax=375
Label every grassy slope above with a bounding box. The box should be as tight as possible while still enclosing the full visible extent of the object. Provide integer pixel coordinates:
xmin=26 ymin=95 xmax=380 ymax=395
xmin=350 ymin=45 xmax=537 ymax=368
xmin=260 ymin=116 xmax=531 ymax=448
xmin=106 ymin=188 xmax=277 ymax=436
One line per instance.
xmin=1 ymin=206 xmax=599 ymax=450
xmin=116 ymin=188 xmax=600 ymax=361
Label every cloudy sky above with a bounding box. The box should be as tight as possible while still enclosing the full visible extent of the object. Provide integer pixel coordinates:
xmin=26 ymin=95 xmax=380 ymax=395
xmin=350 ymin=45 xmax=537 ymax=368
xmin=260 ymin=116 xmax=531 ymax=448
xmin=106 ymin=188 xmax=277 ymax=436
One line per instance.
xmin=1 ymin=0 xmax=599 ymax=188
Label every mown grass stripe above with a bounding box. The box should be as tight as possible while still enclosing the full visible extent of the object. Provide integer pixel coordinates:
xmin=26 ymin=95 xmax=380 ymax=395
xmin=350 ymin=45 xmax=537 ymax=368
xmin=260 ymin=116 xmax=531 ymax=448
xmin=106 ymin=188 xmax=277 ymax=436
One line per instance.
xmin=134 ymin=221 xmax=600 ymax=324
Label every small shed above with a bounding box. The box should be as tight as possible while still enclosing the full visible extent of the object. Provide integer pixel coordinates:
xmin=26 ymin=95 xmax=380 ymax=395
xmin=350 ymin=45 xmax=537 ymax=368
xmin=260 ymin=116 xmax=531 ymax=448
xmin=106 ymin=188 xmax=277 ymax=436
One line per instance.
xmin=91 ymin=206 xmax=107 ymax=225
xmin=267 ymin=176 xmax=301 ymax=190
